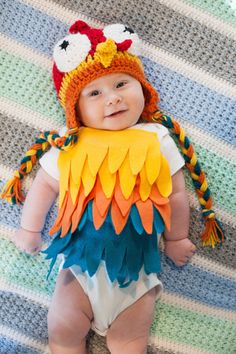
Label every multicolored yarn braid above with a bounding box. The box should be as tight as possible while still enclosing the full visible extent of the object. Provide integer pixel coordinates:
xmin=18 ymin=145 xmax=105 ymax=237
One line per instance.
xmin=1 ymin=128 xmax=78 ymax=205
xmin=153 ymin=110 xmax=224 ymax=247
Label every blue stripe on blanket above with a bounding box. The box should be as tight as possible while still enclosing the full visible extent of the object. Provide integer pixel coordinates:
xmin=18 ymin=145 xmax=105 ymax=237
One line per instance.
xmin=1 ymin=0 xmax=235 ymax=145
xmin=160 ymin=256 xmax=236 ymax=311
xmin=0 ymin=181 xmax=56 ymax=243
xmin=0 ymin=0 xmax=67 ymax=56
xmin=0 ymin=291 xmax=48 ymax=341
xmin=0 ymin=335 xmax=41 ymax=354
xmin=142 ymin=57 xmax=236 ymax=146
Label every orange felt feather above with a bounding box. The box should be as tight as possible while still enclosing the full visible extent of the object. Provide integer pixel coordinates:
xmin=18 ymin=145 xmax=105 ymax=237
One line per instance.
xmin=49 ymin=192 xmax=69 ymax=236
xmin=94 ymin=178 xmax=112 ymax=217
xmin=149 ymin=184 xmax=169 ymax=205
xmin=111 ymin=198 xmax=130 ymax=234
xmin=60 ymin=192 xmax=77 ymax=237
xmin=113 ymin=177 xmax=134 ymax=217
xmin=153 ymin=202 xmax=171 ymax=231
xmin=71 ymin=187 xmax=94 ymax=233
xmin=92 ymin=200 xmax=110 ymax=230
xmin=135 ymin=199 xmax=153 ymax=234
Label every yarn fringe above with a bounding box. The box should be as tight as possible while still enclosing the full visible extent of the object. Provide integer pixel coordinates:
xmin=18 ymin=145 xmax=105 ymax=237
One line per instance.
xmin=201 ymin=218 xmax=225 ymax=247
xmin=1 ymin=174 xmax=25 ymax=205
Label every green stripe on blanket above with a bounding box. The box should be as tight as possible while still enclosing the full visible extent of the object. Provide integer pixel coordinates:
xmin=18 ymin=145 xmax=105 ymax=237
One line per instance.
xmin=152 ymin=302 xmax=236 ymax=354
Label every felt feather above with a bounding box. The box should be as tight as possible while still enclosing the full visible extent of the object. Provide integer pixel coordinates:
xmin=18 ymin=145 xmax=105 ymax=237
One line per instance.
xmin=98 ymin=155 xmax=116 ymax=198
xmin=108 ymin=146 xmax=128 ymax=173
xmin=156 ymin=155 xmax=172 ymax=197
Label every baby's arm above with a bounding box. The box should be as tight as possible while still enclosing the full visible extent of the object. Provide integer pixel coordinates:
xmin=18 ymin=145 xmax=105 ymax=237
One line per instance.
xmin=12 ymin=168 xmax=59 ymax=255
xmin=164 ymin=169 xmax=196 ymax=266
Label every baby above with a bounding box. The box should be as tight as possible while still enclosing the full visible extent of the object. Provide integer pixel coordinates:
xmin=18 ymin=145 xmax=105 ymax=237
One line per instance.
xmin=2 ymin=21 xmax=223 ymax=354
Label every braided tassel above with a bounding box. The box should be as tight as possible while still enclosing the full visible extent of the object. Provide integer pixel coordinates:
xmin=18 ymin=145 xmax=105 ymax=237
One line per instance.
xmin=152 ymin=110 xmax=224 ymax=247
xmin=1 ymin=128 xmax=79 ymax=205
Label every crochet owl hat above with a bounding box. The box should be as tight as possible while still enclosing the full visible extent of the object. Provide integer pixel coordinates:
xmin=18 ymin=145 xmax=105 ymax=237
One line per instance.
xmin=52 ymin=20 xmax=158 ymax=129
xmin=1 ymin=20 xmax=224 ymax=247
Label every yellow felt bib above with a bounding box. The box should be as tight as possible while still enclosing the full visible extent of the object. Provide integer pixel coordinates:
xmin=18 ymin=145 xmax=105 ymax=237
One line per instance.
xmin=50 ymin=127 xmax=172 ymax=237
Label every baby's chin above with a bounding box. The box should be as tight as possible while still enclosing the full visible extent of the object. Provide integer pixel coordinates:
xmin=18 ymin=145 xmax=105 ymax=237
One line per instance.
xmin=101 ymin=118 xmax=139 ymax=131
xmin=102 ymin=123 xmax=135 ymax=131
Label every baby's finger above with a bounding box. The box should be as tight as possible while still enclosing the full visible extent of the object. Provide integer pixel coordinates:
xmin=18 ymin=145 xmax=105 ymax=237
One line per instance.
xmin=175 ymin=259 xmax=187 ymax=266
xmin=28 ymin=247 xmax=41 ymax=256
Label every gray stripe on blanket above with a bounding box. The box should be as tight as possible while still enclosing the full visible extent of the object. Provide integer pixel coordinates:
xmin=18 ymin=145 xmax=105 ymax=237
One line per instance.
xmin=52 ymin=0 xmax=235 ymax=83
xmin=0 ymin=291 xmax=48 ymax=342
xmin=0 ymin=112 xmax=41 ymax=170
xmin=189 ymin=208 xmax=236 ymax=268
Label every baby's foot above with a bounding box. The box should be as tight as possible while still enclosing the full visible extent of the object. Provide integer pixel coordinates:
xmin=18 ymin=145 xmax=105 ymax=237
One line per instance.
xmin=164 ymin=238 xmax=196 ymax=266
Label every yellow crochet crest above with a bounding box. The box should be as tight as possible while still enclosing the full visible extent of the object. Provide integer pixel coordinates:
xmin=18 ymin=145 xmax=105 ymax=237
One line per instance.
xmin=58 ymin=127 xmax=172 ymax=207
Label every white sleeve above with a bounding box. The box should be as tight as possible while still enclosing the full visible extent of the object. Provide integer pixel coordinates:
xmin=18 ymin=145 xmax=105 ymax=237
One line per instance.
xmin=39 ymin=146 xmax=60 ymax=180
xmin=39 ymin=127 xmax=67 ymax=181
xmin=160 ymin=133 xmax=185 ymax=175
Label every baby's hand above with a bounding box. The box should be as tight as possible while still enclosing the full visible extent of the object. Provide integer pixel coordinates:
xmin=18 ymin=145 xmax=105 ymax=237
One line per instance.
xmin=11 ymin=228 xmax=42 ymax=255
xmin=164 ymin=238 xmax=196 ymax=266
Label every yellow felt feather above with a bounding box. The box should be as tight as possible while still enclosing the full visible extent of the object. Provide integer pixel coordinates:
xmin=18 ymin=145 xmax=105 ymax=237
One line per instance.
xmin=98 ymin=155 xmax=117 ymax=198
xmin=87 ymin=143 xmax=108 ymax=176
xmin=129 ymin=144 xmax=148 ymax=175
xmin=119 ymin=155 xmax=136 ymax=199
xmin=139 ymin=167 xmax=152 ymax=201
xmin=156 ymin=155 xmax=172 ymax=197
xmin=145 ymin=143 xmax=161 ymax=185
xmin=58 ymin=156 xmax=71 ymax=207
xmin=70 ymin=174 xmax=80 ymax=205
xmin=71 ymin=149 xmax=86 ymax=185
xmin=108 ymin=146 xmax=128 ymax=173
xmin=81 ymin=157 xmax=96 ymax=196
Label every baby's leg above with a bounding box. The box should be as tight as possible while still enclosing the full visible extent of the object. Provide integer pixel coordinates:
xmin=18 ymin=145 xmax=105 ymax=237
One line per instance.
xmin=48 ymin=268 xmax=93 ymax=354
xmin=106 ymin=287 xmax=157 ymax=354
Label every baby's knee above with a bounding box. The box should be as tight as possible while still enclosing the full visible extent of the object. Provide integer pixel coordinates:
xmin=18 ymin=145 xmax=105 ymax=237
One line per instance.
xmin=106 ymin=331 xmax=148 ymax=354
xmin=47 ymin=307 xmax=91 ymax=344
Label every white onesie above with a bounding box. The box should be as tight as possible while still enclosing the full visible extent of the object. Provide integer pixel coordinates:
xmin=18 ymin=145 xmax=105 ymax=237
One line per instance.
xmin=40 ymin=123 xmax=184 ymax=335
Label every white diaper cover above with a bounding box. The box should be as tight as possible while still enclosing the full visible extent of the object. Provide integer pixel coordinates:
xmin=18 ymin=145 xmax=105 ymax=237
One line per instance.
xmin=68 ymin=261 xmax=163 ymax=336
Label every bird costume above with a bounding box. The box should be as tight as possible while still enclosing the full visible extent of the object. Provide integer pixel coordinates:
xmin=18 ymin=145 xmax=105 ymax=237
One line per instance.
xmin=1 ymin=20 xmax=224 ymax=287
xmin=43 ymin=126 xmax=172 ymax=286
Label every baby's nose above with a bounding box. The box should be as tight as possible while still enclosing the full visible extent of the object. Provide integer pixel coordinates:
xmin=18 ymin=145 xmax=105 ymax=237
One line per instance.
xmin=106 ymin=94 xmax=122 ymax=105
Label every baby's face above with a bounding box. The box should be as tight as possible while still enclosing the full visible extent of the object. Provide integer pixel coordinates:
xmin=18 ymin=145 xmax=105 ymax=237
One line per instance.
xmin=76 ymin=73 xmax=145 ymax=130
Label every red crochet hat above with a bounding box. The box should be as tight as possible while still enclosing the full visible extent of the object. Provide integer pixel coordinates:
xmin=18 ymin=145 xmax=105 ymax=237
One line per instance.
xmin=52 ymin=20 xmax=159 ymax=129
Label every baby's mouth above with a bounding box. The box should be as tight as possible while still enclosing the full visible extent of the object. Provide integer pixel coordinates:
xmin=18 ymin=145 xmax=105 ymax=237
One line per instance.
xmin=105 ymin=109 xmax=127 ymax=118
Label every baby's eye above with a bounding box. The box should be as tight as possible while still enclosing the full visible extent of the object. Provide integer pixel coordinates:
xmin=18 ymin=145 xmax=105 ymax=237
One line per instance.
xmin=116 ymin=81 xmax=127 ymax=88
xmin=89 ymin=90 xmax=100 ymax=97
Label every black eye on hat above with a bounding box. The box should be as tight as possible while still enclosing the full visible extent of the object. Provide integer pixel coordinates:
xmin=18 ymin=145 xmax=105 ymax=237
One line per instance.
xmin=60 ymin=40 xmax=70 ymax=51
xmin=124 ymin=26 xmax=134 ymax=34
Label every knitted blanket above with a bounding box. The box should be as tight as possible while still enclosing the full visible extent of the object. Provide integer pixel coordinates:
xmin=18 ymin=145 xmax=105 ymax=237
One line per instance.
xmin=0 ymin=1 xmax=236 ymax=353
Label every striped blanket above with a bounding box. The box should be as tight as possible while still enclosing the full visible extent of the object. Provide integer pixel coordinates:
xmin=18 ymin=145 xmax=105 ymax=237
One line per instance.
xmin=0 ymin=0 xmax=236 ymax=353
